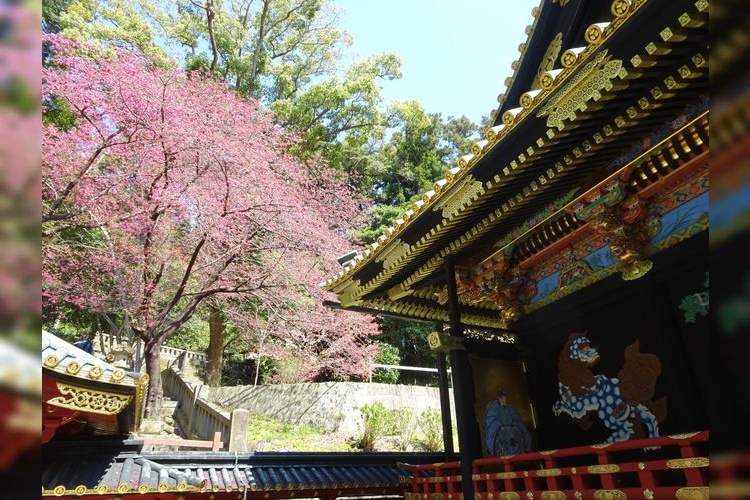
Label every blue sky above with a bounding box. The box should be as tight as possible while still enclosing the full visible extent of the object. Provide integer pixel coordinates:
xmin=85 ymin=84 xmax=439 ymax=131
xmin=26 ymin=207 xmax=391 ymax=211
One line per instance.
xmin=336 ymin=0 xmax=540 ymax=126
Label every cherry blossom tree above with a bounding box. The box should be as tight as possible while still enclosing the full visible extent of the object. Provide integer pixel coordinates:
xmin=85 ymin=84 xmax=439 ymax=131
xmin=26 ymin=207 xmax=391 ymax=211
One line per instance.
xmin=42 ymin=35 xmax=377 ymax=415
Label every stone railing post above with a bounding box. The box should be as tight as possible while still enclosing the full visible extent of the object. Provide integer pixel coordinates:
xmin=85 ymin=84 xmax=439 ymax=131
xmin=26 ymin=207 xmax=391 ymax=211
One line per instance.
xmin=228 ymin=409 xmax=249 ymax=452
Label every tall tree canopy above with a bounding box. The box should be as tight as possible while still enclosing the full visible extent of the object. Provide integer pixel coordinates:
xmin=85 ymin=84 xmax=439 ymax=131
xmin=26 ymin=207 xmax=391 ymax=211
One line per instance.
xmin=42 ymin=35 xmax=377 ymax=414
xmin=42 ymin=0 xmax=482 ymax=382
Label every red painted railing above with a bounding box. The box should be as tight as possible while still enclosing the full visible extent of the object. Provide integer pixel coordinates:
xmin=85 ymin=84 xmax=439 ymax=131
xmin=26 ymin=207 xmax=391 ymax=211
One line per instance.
xmin=405 ymin=431 xmax=708 ymax=500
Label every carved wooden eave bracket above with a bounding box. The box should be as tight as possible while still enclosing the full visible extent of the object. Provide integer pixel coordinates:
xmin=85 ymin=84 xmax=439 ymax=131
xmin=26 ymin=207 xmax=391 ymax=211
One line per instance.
xmin=433 ymin=254 xmax=536 ymax=329
xmin=571 ymin=175 xmax=654 ymax=281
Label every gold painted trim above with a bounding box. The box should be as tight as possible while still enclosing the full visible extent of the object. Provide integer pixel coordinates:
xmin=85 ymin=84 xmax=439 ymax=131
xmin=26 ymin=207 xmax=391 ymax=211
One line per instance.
xmin=496 ymin=472 xmax=517 ymax=480
xmin=536 ymin=468 xmax=562 ymax=477
xmin=135 ymin=372 xmax=148 ymax=430
xmin=587 ymin=464 xmax=620 ymax=474
xmin=44 ymin=355 xmax=59 ymax=368
xmin=540 ymin=492 xmax=566 ymax=500
xmin=499 ymin=493 xmax=520 ymax=500
xmin=675 ymin=487 xmax=708 ymax=500
xmin=666 ymin=457 xmax=709 ymax=469
xmin=42 ymin=484 xmax=203 ymax=497
xmin=47 ymin=382 xmax=132 ymax=415
xmin=593 ymin=490 xmax=626 ymax=500
xmin=669 ymin=432 xmax=700 ymax=439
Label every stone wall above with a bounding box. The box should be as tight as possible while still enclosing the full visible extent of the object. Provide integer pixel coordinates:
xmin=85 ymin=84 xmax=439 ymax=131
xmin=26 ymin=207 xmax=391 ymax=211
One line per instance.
xmin=207 ymin=382 xmax=456 ymax=435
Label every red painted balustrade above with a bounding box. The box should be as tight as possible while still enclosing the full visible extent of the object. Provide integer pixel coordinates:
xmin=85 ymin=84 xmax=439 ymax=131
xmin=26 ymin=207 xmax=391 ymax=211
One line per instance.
xmin=405 ymin=431 xmax=708 ymax=500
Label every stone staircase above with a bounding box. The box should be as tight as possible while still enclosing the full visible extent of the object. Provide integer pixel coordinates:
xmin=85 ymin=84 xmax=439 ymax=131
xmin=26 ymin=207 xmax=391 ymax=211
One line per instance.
xmin=136 ymin=397 xmax=188 ymax=451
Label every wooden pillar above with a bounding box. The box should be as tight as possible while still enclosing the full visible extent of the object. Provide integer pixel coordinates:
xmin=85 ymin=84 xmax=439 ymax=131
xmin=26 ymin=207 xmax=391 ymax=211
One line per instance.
xmin=435 ymin=322 xmax=455 ymax=459
xmin=445 ymin=259 xmax=480 ymax=500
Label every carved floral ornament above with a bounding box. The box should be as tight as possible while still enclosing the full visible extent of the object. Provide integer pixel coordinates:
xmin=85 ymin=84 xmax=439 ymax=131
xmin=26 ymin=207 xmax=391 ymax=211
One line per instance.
xmin=433 ymin=253 xmax=535 ymax=328
xmin=47 ymin=382 xmax=132 ymax=415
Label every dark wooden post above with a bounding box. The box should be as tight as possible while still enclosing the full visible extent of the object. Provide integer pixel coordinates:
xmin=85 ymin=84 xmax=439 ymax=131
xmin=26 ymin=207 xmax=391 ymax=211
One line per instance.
xmin=445 ymin=259 xmax=481 ymax=500
xmin=435 ymin=322 xmax=455 ymax=459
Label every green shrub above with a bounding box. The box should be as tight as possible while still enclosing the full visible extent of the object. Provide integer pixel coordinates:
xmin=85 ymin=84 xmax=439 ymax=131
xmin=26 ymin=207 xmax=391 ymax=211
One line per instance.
xmin=353 ymin=402 xmax=389 ymax=451
xmin=390 ymin=408 xmax=416 ymax=451
xmin=373 ymin=341 xmax=400 ymax=384
xmin=415 ymin=408 xmax=443 ymax=452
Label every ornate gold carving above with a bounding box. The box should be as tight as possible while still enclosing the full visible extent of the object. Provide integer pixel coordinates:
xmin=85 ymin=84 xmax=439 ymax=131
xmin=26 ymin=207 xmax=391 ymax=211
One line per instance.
xmin=521 ymin=90 xmax=543 ymax=109
xmin=500 ymin=493 xmax=520 ymax=500
xmin=503 ymin=107 xmax=523 ymax=126
xmin=486 ymin=125 xmax=506 ymax=141
xmin=587 ymin=464 xmax=620 ymax=474
xmin=65 ymin=361 xmax=80 ymax=375
xmin=541 ymin=492 xmax=566 ymax=500
xmin=536 ymin=468 xmax=562 ymax=477
xmin=88 ymin=365 xmax=103 ymax=379
xmin=527 ymin=493 xmax=534 ymax=500
xmin=74 ymin=485 xmax=87 ymax=495
xmin=585 ymin=23 xmax=610 ymax=44
xmin=561 ymin=47 xmax=585 ymax=68
xmin=534 ymin=33 xmax=563 ymax=89
xmin=374 ymin=240 xmax=411 ymax=270
xmin=675 ymin=487 xmax=708 ymax=500
xmin=48 ymin=382 xmax=132 ymax=415
xmin=135 ymin=373 xmax=148 ymax=430
xmin=593 ymin=490 xmax=626 ymax=500
xmin=643 ymin=489 xmax=654 ymax=499
xmin=53 ymin=485 xmax=67 ymax=496
xmin=112 ymin=369 xmax=126 ymax=381
xmin=611 ymin=0 xmax=632 ymax=17
xmin=44 ymin=355 xmax=59 ymax=368
xmin=537 ymin=51 xmax=624 ymax=130
xmin=666 ymin=457 xmax=709 ymax=469
xmin=427 ymin=332 xmax=465 ymax=353
xmin=574 ymin=493 xmax=582 ymax=500
xmin=433 ymin=176 xmax=485 ymax=220
xmin=540 ymin=69 xmax=564 ymax=90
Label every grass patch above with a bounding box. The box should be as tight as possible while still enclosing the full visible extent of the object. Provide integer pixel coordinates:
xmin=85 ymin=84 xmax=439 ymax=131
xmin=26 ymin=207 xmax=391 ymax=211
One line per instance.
xmin=246 ymin=413 xmax=351 ymax=452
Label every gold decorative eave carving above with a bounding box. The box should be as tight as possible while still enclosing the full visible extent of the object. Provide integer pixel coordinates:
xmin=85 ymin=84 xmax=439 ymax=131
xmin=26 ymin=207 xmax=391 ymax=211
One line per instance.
xmin=47 ymin=382 xmax=133 ymax=415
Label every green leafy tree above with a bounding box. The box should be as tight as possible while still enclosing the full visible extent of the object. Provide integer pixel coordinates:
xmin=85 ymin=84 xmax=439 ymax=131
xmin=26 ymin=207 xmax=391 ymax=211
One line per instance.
xmin=358 ymin=103 xmax=480 ymax=243
xmin=54 ymin=0 xmax=170 ymax=64
xmin=377 ymin=316 xmax=435 ymax=384
xmin=372 ymin=340 xmax=400 ymax=384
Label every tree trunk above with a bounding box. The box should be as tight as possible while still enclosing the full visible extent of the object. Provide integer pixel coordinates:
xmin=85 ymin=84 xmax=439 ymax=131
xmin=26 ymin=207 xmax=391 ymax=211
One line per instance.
xmin=144 ymin=337 xmax=163 ymax=418
xmin=254 ymin=339 xmax=264 ymax=386
xmin=207 ymin=307 xmax=224 ymax=387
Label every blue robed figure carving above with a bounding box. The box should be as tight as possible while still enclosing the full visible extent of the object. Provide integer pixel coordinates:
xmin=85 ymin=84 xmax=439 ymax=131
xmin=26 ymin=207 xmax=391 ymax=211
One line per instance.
xmin=485 ymin=388 xmax=532 ymax=456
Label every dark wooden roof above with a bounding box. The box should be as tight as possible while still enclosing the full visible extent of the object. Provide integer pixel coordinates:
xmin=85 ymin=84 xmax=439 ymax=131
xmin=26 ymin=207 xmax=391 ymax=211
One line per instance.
xmin=42 ymin=439 xmax=444 ymax=497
